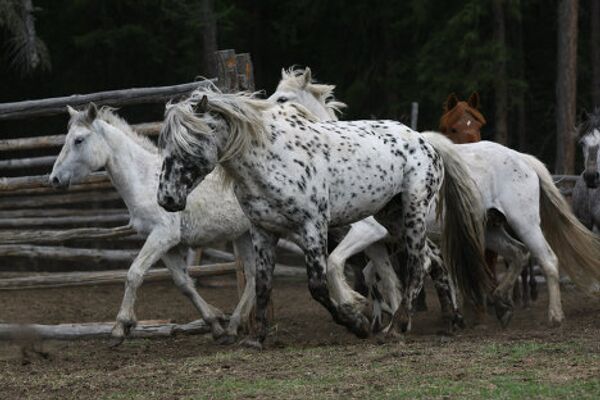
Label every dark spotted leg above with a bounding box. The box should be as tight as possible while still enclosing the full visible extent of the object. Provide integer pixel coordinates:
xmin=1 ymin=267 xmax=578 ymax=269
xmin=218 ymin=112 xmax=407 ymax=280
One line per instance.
xmin=425 ymin=238 xmax=465 ymax=332
xmin=303 ymin=223 xmax=370 ymax=339
xmin=243 ymin=225 xmax=277 ymax=349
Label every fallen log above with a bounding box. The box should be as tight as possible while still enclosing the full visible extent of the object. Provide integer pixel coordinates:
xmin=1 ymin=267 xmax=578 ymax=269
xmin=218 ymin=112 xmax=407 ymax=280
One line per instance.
xmin=0 ymin=80 xmax=215 ymax=120
xmin=0 ymin=225 xmax=137 ymax=245
xmin=0 ymin=262 xmax=238 ymax=290
xmin=0 ymin=191 xmax=122 ymax=209
xmin=0 ymin=319 xmax=211 ymax=341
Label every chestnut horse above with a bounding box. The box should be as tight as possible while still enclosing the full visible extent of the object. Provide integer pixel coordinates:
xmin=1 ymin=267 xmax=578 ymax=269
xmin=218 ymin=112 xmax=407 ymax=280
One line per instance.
xmin=439 ymin=93 xmax=537 ymax=306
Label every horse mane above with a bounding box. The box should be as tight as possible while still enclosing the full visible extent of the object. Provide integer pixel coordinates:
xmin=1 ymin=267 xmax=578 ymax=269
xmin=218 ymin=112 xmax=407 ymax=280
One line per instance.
xmin=278 ymin=67 xmax=347 ymax=120
xmin=439 ymin=101 xmax=487 ymax=134
xmin=69 ymin=105 xmax=158 ymax=154
xmin=162 ymin=83 xmax=271 ymax=163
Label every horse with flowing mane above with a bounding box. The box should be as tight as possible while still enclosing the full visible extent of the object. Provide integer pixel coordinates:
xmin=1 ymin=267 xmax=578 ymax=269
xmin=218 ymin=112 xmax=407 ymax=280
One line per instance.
xmin=156 ymin=83 xmax=491 ymax=347
xmin=270 ymin=68 xmax=600 ymax=330
xmin=572 ymin=108 xmax=600 ymax=234
xmin=50 ymin=104 xmax=260 ymax=345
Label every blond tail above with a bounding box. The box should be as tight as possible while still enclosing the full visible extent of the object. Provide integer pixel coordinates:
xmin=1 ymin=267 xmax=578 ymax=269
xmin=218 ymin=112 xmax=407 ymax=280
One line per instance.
xmin=422 ymin=132 xmax=495 ymax=306
xmin=519 ymin=153 xmax=600 ymax=294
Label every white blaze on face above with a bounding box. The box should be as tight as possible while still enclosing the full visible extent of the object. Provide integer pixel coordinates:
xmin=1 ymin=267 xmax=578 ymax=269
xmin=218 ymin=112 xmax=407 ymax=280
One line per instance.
xmin=466 ymin=120 xmax=472 ymax=127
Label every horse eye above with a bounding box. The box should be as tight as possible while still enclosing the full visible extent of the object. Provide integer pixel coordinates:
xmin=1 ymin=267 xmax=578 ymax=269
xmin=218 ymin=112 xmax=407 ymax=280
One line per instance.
xmin=277 ymin=97 xmax=288 ymax=104
xmin=74 ymin=137 xmax=84 ymax=145
xmin=451 ymin=128 xmax=458 ymax=134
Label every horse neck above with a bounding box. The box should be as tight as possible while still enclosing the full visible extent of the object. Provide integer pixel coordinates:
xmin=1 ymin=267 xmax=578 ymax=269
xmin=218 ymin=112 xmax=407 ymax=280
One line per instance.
xmin=102 ymin=126 xmax=161 ymax=212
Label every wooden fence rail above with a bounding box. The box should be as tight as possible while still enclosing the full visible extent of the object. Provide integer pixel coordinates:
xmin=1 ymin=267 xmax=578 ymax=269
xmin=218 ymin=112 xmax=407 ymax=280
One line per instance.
xmin=0 ymin=122 xmax=161 ymax=153
xmin=0 ymin=81 xmax=215 ymax=121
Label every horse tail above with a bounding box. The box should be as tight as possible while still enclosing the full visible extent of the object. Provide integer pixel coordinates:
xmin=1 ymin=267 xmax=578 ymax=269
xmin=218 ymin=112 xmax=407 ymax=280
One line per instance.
xmin=422 ymin=131 xmax=495 ymax=306
xmin=519 ymin=153 xmax=600 ymax=293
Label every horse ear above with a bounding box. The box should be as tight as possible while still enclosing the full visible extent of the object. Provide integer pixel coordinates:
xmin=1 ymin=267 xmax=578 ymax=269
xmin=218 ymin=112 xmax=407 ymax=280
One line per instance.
xmin=281 ymin=68 xmax=287 ymax=79
xmin=86 ymin=102 xmax=98 ymax=123
xmin=196 ymin=95 xmax=209 ymax=113
xmin=301 ymin=67 xmax=312 ymax=88
xmin=66 ymin=105 xmax=78 ymax=117
xmin=444 ymin=93 xmax=459 ymax=112
xmin=468 ymin=92 xmax=481 ymax=109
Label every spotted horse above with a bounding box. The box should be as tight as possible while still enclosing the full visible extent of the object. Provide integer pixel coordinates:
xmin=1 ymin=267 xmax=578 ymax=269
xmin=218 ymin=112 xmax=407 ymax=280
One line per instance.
xmin=156 ymin=84 xmax=492 ymax=347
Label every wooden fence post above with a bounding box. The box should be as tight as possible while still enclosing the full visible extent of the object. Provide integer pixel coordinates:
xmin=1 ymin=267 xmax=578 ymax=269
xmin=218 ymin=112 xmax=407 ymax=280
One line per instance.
xmin=215 ymin=49 xmax=239 ymax=92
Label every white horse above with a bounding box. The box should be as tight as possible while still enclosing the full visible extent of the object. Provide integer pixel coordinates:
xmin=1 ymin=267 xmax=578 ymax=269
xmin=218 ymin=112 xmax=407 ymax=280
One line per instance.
xmin=50 ymin=104 xmax=258 ymax=345
xmin=271 ymin=68 xmax=600 ymax=326
xmin=572 ymin=109 xmax=600 ymax=234
xmin=268 ymin=68 xmax=469 ymax=333
xmin=156 ymin=85 xmax=491 ymax=347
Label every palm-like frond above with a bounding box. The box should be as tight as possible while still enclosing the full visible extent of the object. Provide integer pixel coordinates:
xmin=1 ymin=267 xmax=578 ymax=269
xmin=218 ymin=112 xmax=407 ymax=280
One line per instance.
xmin=0 ymin=0 xmax=51 ymax=75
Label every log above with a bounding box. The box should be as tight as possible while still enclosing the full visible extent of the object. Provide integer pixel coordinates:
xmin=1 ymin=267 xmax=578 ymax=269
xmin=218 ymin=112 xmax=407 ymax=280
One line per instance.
xmin=0 ymin=171 xmax=107 ymax=192
xmin=0 ymin=213 xmax=130 ymax=229
xmin=0 ymin=225 xmax=136 ymax=245
xmin=215 ymin=49 xmax=239 ymax=92
xmin=0 ymin=155 xmax=58 ymax=170
xmin=0 ymin=122 xmax=161 ymax=152
xmin=0 ymin=208 xmax=125 ymax=219
xmin=0 ymin=262 xmax=238 ymax=290
xmin=236 ymin=53 xmax=255 ymax=91
xmin=0 ymin=80 xmax=215 ymax=120
xmin=0 ymin=245 xmax=138 ymax=262
xmin=0 ymin=181 xmax=114 ymax=196
xmin=202 ymin=248 xmax=235 ymax=262
xmin=0 ymin=191 xmax=122 ymax=209
xmin=0 ymin=319 xmax=211 ymax=341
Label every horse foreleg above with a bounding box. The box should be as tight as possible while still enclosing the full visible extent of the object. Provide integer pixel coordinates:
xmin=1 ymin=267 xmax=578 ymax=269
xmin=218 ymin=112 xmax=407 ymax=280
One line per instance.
xmin=111 ymin=229 xmax=176 ymax=345
xmin=161 ymin=248 xmax=226 ymax=341
xmin=242 ymin=225 xmax=277 ymax=349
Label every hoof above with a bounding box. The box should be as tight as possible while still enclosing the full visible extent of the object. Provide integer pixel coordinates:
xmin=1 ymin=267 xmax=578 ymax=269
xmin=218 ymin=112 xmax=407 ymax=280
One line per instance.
xmin=239 ymin=338 xmax=263 ymax=350
xmin=548 ymin=311 xmax=564 ymax=327
xmin=210 ymin=322 xmax=226 ymax=341
xmin=338 ymin=303 xmax=370 ymax=339
xmin=216 ymin=334 xmax=238 ymax=346
xmin=453 ymin=312 xmax=466 ymax=330
xmin=108 ymin=336 xmax=125 ymax=348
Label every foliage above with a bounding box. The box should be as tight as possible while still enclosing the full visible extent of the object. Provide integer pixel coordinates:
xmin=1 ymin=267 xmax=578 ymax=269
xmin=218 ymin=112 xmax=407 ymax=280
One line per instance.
xmin=0 ymin=0 xmax=595 ymax=166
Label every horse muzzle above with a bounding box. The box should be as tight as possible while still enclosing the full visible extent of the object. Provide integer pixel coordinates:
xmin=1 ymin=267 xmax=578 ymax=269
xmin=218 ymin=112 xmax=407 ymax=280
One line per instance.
xmin=583 ymin=171 xmax=600 ymax=189
xmin=49 ymin=173 xmax=70 ymax=189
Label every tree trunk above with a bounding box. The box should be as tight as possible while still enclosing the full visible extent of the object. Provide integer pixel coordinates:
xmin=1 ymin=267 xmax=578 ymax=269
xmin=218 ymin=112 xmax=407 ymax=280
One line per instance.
xmin=493 ymin=0 xmax=509 ymax=145
xmin=592 ymin=0 xmax=600 ymax=108
xmin=200 ymin=0 xmax=218 ymax=77
xmin=555 ymin=0 xmax=579 ymax=174
xmin=514 ymin=1 xmax=528 ymax=152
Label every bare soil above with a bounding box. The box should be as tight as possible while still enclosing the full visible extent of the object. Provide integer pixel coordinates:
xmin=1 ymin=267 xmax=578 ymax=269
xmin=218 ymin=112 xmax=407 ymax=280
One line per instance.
xmin=0 ymin=275 xmax=599 ymax=399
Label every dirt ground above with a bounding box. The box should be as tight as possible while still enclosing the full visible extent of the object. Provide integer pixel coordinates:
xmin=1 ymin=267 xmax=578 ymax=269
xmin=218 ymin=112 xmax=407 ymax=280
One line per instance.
xmin=0 ymin=274 xmax=599 ymax=399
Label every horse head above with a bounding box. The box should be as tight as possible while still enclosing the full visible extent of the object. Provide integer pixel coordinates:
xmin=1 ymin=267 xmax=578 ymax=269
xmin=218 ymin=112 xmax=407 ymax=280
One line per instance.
xmin=578 ymin=109 xmax=600 ymax=189
xmin=439 ymin=92 xmax=486 ymax=144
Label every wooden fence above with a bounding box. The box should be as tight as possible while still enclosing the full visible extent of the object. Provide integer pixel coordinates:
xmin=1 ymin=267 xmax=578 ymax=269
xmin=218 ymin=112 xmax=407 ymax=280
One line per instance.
xmin=0 ymin=49 xmax=255 ymax=276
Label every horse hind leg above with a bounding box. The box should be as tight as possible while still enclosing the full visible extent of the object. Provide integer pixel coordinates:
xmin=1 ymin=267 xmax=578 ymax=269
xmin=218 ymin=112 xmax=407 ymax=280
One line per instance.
xmin=504 ymin=217 xmax=564 ymax=325
xmin=161 ymin=248 xmax=226 ymax=340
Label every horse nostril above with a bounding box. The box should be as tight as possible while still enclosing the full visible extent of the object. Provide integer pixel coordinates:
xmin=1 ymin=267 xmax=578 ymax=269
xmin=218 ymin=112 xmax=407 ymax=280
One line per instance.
xmin=51 ymin=176 xmax=60 ymax=186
